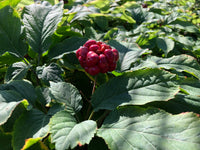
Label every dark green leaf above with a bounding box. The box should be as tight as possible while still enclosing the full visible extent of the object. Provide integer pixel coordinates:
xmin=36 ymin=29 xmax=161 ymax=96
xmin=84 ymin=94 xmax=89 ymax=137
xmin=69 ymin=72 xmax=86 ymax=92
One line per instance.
xmin=156 ymin=37 xmax=174 ymax=56
xmin=22 ymin=1 xmax=63 ymax=54
xmin=91 ymin=69 xmax=179 ymax=111
xmin=0 ymin=131 xmax=12 ymax=150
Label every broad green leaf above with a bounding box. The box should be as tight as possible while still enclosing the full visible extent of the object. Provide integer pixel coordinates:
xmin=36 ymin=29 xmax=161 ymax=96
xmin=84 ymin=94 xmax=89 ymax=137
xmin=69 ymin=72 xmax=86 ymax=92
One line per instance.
xmin=22 ymin=1 xmax=63 ymax=54
xmin=0 ymin=6 xmax=27 ymax=58
xmin=5 ymin=62 xmax=30 ymax=82
xmin=35 ymin=87 xmax=51 ymax=106
xmin=132 ymin=55 xmax=200 ymax=79
xmin=0 ymin=100 xmax=26 ymax=125
xmin=0 ymin=131 xmax=12 ymax=150
xmin=84 ymin=26 xmax=103 ymax=40
xmin=49 ymin=82 xmax=82 ymax=114
xmin=50 ymin=110 xmax=97 ymax=150
xmin=13 ymin=107 xmax=59 ymax=150
xmin=108 ymin=40 xmax=150 ymax=71
xmin=156 ymin=37 xmax=174 ymax=56
xmin=1 ymin=80 xmax=37 ymax=105
xmin=97 ymin=106 xmax=200 ymax=150
xmin=0 ymin=0 xmax=21 ymax=9
xmin=180 ymin=78 xmax=200 ymax=96
xmin=36 ymin=63 xmax=64 ymax=86
xmin=91 ymin=69 xmax=179 ymax=111
xmin=48 ymin=36 xmax=87 ymax=59
xmin=21 ymin=138 xmax=48 ymax=150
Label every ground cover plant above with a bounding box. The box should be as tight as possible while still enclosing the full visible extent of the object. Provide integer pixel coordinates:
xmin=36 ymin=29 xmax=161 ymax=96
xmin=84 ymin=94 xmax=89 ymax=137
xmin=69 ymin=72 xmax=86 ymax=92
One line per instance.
xmin=0 ymin=0 xmax=200 ymax=149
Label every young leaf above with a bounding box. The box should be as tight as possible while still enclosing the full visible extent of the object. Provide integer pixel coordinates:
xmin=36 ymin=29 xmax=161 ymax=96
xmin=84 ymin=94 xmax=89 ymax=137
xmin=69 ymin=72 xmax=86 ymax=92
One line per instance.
xmin=36 ymin=63 xmax=64 ymax=86
xmin=91 ymin=69 xmax=179 ymax=111
xmin=97 ymin=106 xmax=200 ymax=150
xmin=156 ymin=37 xmax=174 ymax=56
xmin=5 ymin=62 xmax=30 ymax=82
xmin=133 ymin=55 xmax=200 ymax=79
xmin=22 ymin=1 xmax=63 ymax=55
xmin=49 ymin=82 xmax=82 ymax=114
xmin=0 ymin=6 xmax=27 ymax=58
xmin=50 ymin=110 xmax=97 ymax=150
xmin=108 ymin=40 xmax=150 ymax=71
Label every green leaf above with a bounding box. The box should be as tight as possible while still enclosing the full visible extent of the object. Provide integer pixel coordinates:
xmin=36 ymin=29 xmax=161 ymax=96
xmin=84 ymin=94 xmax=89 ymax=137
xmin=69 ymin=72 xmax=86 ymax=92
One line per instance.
xmin=48 ymin=37 xmax=88 ymax=59
xmin=21 ymin=138 xmax=48 ymax=150
xmin=180 ymin=78 xmax=200 ymax=96
xmin=0 ymin=52 xmax=22 ymax=65
xmin=97 ymin=106 xmax=200 ymax=150
xmin=1 ymin=80 xmax=37 ymax=105
xmin=5 ymin=62 xmax=30 ymax=82
xmin=91 ymin=69 xmax=179 ymax=111
xmin=22 ymin=1 xmax=63 ymax=54
xmin=0 ymin=100 xmax=26 ymax=125
xmin=50 ymin=110 xmax=97 ymax=150
xmin=36 ymin=63 xmax=64 ymax=86
xmin=0 ymin=0 xmax=21 ymax=10
xmin=156 ymin=37 xmax=175 ymax=56
xmin=49 ymin=82 xmax=82 ymax=114
xmin=133 ymin=55 xmax=200 ymax=79
xmin=13 ymin=107 xmax=59 ymax=150
xmin=108 ymin=40 xmax=150 ymax=71
xmin=0 ymin=6 xmax=27 ymax=58
xmin=0 ymin=131 xmax=12 ymax=150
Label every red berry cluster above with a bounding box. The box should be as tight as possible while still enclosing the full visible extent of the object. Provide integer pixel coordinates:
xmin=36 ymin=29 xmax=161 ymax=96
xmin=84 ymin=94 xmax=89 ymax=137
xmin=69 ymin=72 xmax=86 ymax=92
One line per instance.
xmin=76 ymin=40 xmax=119 ymax=76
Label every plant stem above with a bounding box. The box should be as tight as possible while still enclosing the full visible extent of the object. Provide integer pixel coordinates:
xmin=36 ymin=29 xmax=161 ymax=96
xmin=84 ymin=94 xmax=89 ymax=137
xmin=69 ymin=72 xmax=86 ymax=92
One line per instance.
xmin=97 ymin=110 xmax=110 ymax=128
xmin=86 ymin=76 xmax=97 ymax=120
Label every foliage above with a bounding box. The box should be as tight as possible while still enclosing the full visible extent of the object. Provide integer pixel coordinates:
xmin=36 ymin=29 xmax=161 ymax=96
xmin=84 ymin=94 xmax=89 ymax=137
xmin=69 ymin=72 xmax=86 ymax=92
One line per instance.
xmin=0 ymin=0 xmax=200 ymax=150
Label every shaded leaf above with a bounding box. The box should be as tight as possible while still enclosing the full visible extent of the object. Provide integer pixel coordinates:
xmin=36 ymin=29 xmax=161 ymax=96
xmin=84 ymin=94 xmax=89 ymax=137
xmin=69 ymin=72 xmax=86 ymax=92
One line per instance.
xmin=21 ymin=138 xmax=48 ymax=150
xmin=156 ymin=37 xmax=174 ymax=56
xmin=22 ymin=1 xmax=63 ymax=54
xmin=108 ymin=40 xmax=150 ymax=71
xmin=0 ymin=131 xmax=12 ymax=150
xmin=49 ymin=82 xmax=82 ymax=114
xmin=50 ymin=110 xmax=97 ymax=150
xmin=0 ymin=6 xmax=27 ymax=58
xmin=36 ymin=63 xmax=64 ymax=86
xmin=5 ymin=62 xmax=30 ymax=82
xmin=91 ymin=69 xmax=179 ymax=111
xmin=132 ymin=55 xmax=200 ymax=79
xmin=97 ymin=106 xmax=200 ymax=150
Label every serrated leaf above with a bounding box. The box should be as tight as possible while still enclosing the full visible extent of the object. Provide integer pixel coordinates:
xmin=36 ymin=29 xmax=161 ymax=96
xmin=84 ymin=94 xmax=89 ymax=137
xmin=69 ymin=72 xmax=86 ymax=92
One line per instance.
xmin=133 ymin=55 xmax=200 ymax=79
xmin=22 ymin=1 xmax=63 ymax=54
xmin=36 ymin=63 xmax=64 ymax=86
xmin=13 ymin=106 xmax=60 ymax=150
xmin=5 ymin=62 xmax=30 ymax=82
xmin=48 ymin=37 xmax=88 ymax=59
xmin=97 ymin=106 xmax=200 ymax=150
xmin=0 ymin=131 xmax=12 ymax=150
xmin=156 ymin=37 xmax=174 ymax=56
xmin=0 ymin=6 xmax=27 ymax=58
xmin=108 ymin=40 xmax=150 ymax=71
xmin=91 ymin=69 xmax=179 ymax=111
xmin=50 ymin=110 xmax=97 ymax=150
xmin=0 ymin=100 xmax=25 ymax=125
xmin=49 ymin=82 xmax=82 ymax=114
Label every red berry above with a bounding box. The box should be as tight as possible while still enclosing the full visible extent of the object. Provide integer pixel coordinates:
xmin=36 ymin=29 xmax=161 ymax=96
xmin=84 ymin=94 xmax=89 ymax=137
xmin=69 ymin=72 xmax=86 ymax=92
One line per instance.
xmin=89 ymin=44 xmax=100 ymax=52
xmin=97 ymin=41 xmax=103 ymax=46
xmin=84 ymin=40 xmax=97 ymax=48
xmin=108 ymin=62 xmax=117 ymax=72
xmin=100 ymin=44 xmax=111 ymax=52
xmin=104 ymin=49 xmax=115 ymax=63
xmin=86 ymin=51 xmax=99 ymax=67
xmin=88 ymin=66 xmax=100 ymax=76
xmin=98 ymin=54 xmax=109 ymax=73
xmin=76 ymin=49 xmax=81 ymax=58
xmin=80 ymin=46 xmax=89 ymax=58
xmin=111 ymin=49 xmax=119 ymax=61
xmin=78 ymin=56 xmax=86 ymax=67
